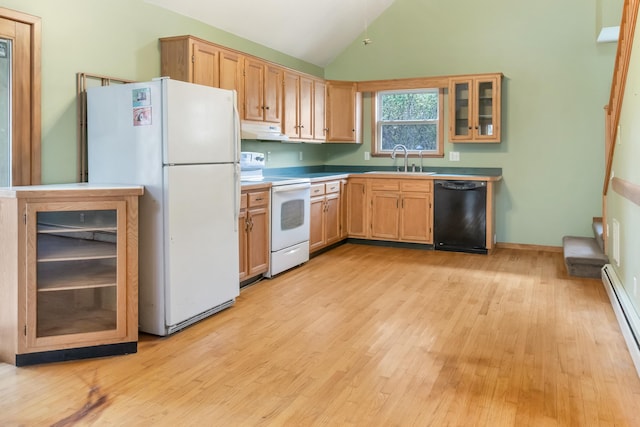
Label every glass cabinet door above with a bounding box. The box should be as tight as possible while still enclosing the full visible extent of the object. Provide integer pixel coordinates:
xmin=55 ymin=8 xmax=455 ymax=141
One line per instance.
xmin=474 ymin=78 xmax=498 ymax=140
xmin=449 ymin=74 xmax=501 ymax=143
xmin=451 ymin=80 xmax=471 ymax=140
xmin=25 ymin=201 xmax=127 ymax=349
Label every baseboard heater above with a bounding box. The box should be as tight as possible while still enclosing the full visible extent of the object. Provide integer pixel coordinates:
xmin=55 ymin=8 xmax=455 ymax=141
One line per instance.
xmin=601 ymin=264 xmax=640 ymax=377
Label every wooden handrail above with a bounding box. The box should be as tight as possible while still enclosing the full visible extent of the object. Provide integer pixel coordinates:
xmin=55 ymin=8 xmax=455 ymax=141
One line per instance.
xmin=603 ymin=0 xmax=640 ymax=195
xmin=612 ymin=177 xmax=640 ymax=206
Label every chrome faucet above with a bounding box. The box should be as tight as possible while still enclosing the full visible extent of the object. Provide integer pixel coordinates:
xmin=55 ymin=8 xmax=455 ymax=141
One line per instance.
xmin=391 ymin=144 xmax=409 ymax=172
xmin=418 ymin=150 xmax=424 ymax=172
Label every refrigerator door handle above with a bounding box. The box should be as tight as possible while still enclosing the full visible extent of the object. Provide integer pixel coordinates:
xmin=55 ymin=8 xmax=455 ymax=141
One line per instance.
xmin=234 ymin=164 xmax=241 ymax=231
xmin=232 ymin=90 xmax=240 ymax=164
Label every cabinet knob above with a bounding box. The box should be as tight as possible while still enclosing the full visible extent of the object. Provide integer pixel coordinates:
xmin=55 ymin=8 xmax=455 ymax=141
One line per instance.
xmin=265 ymin=106 xmax=270 ymax=110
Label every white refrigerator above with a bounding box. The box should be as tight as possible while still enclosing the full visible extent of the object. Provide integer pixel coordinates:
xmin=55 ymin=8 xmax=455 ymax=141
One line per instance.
xmin=87 ymin=77 xmax=240 ymax=336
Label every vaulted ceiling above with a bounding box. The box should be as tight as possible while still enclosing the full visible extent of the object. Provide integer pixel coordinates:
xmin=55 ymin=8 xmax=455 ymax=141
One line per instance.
xmin=145 ymin=0 xmax=396 ymax=67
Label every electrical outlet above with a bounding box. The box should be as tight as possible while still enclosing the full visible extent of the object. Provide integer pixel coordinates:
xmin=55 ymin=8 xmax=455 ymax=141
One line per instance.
xmin=267 ymin=151 xmax=272 ymax=161
xmin=449 ymin=151 xmax=460 ymax=161
xmin=364 ymin=151 xmax=370 ymax=161
xmin=299 ymin=151 xmax=303 ymax=161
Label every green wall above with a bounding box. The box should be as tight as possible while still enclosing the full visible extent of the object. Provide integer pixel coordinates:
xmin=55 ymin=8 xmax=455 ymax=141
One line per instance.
xmin=323 ymin=0 xmax=618 ymax=247
xmin=4 ymin=0 xmax=322 ymax=184
xmin=6 ymin=0 xmax=620 ymax=247
xmin=606 ymin=11 xmax=640 ymax=317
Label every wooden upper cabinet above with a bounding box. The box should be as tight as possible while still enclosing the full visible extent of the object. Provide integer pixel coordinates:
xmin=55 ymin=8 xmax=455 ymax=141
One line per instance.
xmin=313 ymin=80 xmax=327 ymax=142
xmin=283 ymin=72 xmax=300 ymax=138
xmin=219 ymin=50 xmax=244 ymax=110
xmin=160 ymin=36 xmax=218 ymax=87
xmin=244 ymin=58 xmax=265 ymax=122
xmin=191 ymin=42 xmax=220 ymax=87
xmin=283 ymin=72 xmax=314 ymax=140
xmin=449 ymin=73 xmax=502 ymax=143
xmin=243 ymin=58 xmax=282 ymax=123
xmin=326 ymin=80 xmax=361 ymax=143
xmin=299 ymin=76 xmax=314 ymax=140
xmin=264 ymin=64 xmax=282 ymax=123
xmin=160 ymin=36 xmax=244 ymax=114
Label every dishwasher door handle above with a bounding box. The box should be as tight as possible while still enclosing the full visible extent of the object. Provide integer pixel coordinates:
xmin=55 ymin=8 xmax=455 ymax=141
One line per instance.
xmin=436 ymin=180 xmax=486 ymax=191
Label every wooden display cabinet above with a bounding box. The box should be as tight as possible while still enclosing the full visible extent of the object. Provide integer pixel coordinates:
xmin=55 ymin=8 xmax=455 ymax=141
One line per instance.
xmin=449 ymin=73 xmax=502 ymax=143
xmin=0 ymin=184 xmax=143 ymax=366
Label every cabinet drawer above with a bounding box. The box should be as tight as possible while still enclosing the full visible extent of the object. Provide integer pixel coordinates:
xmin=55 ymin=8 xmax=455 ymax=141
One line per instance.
xmin=310 ymin=183 xmax=325 ymax=197
xmin=370 ymin=179 xmax=400 ymax=191
xmin=240 ymin=193 xmax=248 ymax=210
xmin=401 ymin=180 xmax=432 ymax=193
xmin=325 ymin=181 xmax=340 ymax=194
xmin=248 ymin=191 xmax=269 ymax=207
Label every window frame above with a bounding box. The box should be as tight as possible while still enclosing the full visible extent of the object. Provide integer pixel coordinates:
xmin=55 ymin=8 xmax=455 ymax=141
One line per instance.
xmin=371 ymin=87 xmax=444 ymax=158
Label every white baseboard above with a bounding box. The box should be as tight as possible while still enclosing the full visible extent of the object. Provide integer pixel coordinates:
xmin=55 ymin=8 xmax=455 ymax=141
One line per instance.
xmin=601 ymin=264 xmax=640 ymax=377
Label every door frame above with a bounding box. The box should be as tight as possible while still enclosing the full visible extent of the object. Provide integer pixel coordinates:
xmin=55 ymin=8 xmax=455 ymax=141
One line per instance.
xmin=0 ymin=7 xmax=41 ymax=185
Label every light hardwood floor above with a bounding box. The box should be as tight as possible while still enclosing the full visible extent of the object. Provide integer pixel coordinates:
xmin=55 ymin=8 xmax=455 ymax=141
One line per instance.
xmin=1 ymin=244 xmax=640 ymax=426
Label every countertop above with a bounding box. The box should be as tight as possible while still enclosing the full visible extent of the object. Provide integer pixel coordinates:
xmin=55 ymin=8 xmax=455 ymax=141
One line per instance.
xmin=0 ymin=183 xmax=145 ymax=198
xmin=241 ymin=166 xmax=502 ymax=188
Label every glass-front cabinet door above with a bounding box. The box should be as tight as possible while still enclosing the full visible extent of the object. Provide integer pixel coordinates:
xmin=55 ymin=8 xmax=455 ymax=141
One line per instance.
xmin=451 ymin=80 xmax=472 ymax=140
xmin=449 ymin=74 xmax=501 ymax=143
xmin=25 ymin=200 xmax=127 ymax=350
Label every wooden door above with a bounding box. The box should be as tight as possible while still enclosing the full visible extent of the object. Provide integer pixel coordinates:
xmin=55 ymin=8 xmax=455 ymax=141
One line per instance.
xmin=192 ymin=41 xmax=219 ymax=87
xmin=324 ymin=193 xmax=341 ymax=246
xmin=309 ymin=196 xmax=325 ymax=252
xmin=326 ymin=81 xmax=357 ymax=142
xmin=219 ymin=50 xmax=243 ymax=115
xmin=400 ymin=193 xmax=431 ymax=243
xmin=347 ymin=179 xmax=367 ymax=237
xmin=264 ymin=64 xmax=282 ymax=123
xmin=247 ymin=206 xmax=269 ymax=277
xmin=243 ymin=58 xmax=265 ymax=122
xmin=370 ymin=192 xmax=400 ymax=240
xmin=313 ymin=80 xmax=326 ymax=141
xmin=0 ymin=9 xmax=40 ymax=185
xmin=449 ymin=77 xmax=473 ymax=141
xmin=238 ymin=206 xmax=248 ymax=280
xmin=299 ymin=76 xmax=314 ymax=140
xmin=283 ymin=72 xmax=300 ymax=138
xmin=472 ymin=76 xmax=501 ymax=142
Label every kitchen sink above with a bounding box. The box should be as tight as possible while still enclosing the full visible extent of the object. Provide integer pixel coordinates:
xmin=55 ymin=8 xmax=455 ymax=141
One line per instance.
xmin=364 ymin=171 xmax=437 ymax=175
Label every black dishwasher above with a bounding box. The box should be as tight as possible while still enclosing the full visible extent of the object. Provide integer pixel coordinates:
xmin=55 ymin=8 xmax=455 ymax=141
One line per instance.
xmin=434 ymin=180 xmax=487 ymax=254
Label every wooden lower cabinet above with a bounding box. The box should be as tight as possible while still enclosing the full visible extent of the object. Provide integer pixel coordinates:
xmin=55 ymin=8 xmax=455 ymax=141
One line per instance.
xmin=239 ymin=187 xmax=270 ymax=281
xmin=346 ymin=178 xmax=368 ymax=238
xmin=310 ymin=180 xmax=342 ymax=253
xmin=349 ymin=177 xmax=433 ymax=244
xmin=0 ymin=184 xmax=143 ymax=366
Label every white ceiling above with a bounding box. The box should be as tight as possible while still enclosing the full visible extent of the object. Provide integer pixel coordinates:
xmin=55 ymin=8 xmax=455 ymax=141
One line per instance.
xmin=145 ymin=0 xmax=396 ymax=67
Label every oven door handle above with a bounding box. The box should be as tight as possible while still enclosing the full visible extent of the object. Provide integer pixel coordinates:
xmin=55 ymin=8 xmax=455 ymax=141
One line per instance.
xmin=272 ymin=182 xmax=311 ymax=193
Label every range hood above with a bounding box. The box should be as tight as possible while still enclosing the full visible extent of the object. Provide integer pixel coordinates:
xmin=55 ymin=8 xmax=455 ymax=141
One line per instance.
xmin=240 ymin=122 xmax=289 ymax=142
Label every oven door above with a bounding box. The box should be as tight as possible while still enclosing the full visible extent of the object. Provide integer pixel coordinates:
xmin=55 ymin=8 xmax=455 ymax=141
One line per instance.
xmin=271 ymin=182 xmax=311 ymax=251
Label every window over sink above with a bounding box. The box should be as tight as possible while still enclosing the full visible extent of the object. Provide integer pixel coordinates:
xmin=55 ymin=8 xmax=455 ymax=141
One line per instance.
xmin=372 ymin=88 xmax=444 ymax=158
